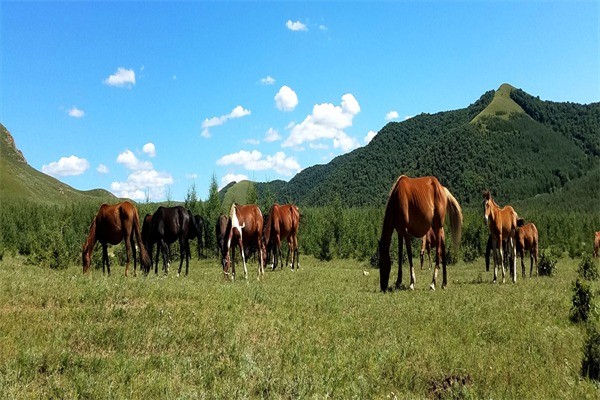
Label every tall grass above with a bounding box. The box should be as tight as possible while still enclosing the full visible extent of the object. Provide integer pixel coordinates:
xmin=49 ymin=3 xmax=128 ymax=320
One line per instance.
xmin=0 ymin=254 xmax=598 ymax=398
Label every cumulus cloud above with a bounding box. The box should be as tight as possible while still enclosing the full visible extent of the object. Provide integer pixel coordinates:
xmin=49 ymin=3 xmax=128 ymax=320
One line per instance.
xmin=364 ymin=131 xmax=377 ymax=144
xmin=264 ymin=127 xmax=281 ymax=142
xmin=201 ymin=105 xmax=251 ymax=138
xmin=68 ymin=107 xmax=85 ymax=118
xmin=104 ymin=67 xmax=136 ymax=87
xmin=220 ymin=173 xmax=249 ymax=190
xmin=111 ymin=170 xmax=173 ymax=201
xmin=261 ymin=76 xmax=275 ymax=85
xmin=286 ymin=20 xmax=308 ymax=31
xmin=42 ymin=155 xmax=90 ymax=177
xmin=217 ymin=150 xmax=301 ymax=176
xmin=275 ymin=86 xmax=298 ymax=112
xmin=142 ymin=142 xmax=156 ymax=157
xmin=385 ymin=110 xmax=399 ymax=121
xmin=282 ymin=93 xmax=361 ymax=152
xmin=116 ymin=149 xmax=152 ymax=171
xmin=97 ymin=164 xmax=109 ymax=174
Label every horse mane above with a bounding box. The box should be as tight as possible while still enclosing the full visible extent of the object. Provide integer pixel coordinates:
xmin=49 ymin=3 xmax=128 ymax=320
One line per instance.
xmin=229 ymin=203 xmax=238 ymax=219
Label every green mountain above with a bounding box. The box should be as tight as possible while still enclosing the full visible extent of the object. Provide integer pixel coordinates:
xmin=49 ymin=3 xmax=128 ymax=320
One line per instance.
xmin=222 ymin=84 xmax=598 ymax=208
xmin=0 ymin=123 xmax=117 ymax=205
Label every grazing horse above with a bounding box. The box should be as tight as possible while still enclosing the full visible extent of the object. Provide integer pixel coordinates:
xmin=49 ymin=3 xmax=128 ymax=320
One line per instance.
xmin=379 ymin=175 xmax=463 ymax=291
xmin=147 ymin=206 xmax=200 ymax=276
xmin=515 ymin=222 xmax=539 ymax=278
xmin=82 ymin=201 xmax=150 ymax=276
xmin=482 ymin=191 xmax=522 ymax=283
xmin=216 ymin=214 xmax=229 ymax=258
xmin=222 ymin=203 xmax=265 ymax=280
xmin=264 ymin=203 xmax=300 ymax=271
xmin=420 ymin=227 xmax=443 ymax=271
xmin=594 ymin=231 xmax=600 ymax=258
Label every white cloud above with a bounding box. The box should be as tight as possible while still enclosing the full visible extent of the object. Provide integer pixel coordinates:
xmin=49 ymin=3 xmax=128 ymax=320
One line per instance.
xmin=319 ymin=24 xmax=328 ymax=31
xmin=243 ymin=138 xmax=260 ymax=145
xmin=185 ymin=173 xmax=198 ymax=179
xmin=264 ymin=127 xmax=281 ymax=142
xmin=142 ymin=142 xmax=156 ymax=157
xmin=286 ymin=20 xmax=308 ymax=31
xmin=42 ymin=155 xmax=90 ymax=177
xmin=385 ymin=110 xmax=399 ymax=121
xmin=68 ymin=107 xmax=85 ymax=118
xmin=104 ymin=67 xmax=136 ymax=87
xmin=310 ymin=143 xmax=328 ymax=150
xmin=97 ymin=164 xmax=109 ymax=174
xmin=220 ymin=173 xmax=249 ymax=190
xmin=201 ymin=105 xmax=252 ymax=138
xmin=275 ymin=85 xmax=298 ymax=111
xmin=261 ymin=76 xmax=275 ymax=85
xmin=116 ymin=149 xmax=152 ymax=171
xmin=111 ymin=169 xmax=173 ymax=201
xmin=217 ymin=150 xmax=301 ymax=176
xmin=282 ymin=93 xmax=361 ymax=152
xmin=364 ymin=130 xmax=377 ymax=144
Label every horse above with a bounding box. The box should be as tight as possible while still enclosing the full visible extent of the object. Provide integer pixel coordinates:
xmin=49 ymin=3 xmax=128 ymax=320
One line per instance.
xmin=264 ymin=203 xmax=300 ymax=271
xmin=420 ymin=227 xmax=443 ymax=271
xmin=515 ymin=222 xmax=539 ymax=278
xmin=216 ymin=214 xmax=229 ymax=258
xmin=485 ymin=234 xmax=509 ymax=273
xmin=146 ymin=206 xmax=200 ymax=276
xmin=82 ymin=201 xmax=150 ymax=276
xmin=594 ymin=231 xmax=600 ymax=258
xmin=482 ymin=190 xmax=523 ymax=283
xmin=379 ymin=175 xmax=463 ymax=291
xmin=221 ymin=203 xmax=265 ymax=281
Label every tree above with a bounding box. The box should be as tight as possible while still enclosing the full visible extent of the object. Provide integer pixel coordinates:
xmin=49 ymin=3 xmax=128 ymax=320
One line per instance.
xmin=246 ymin=181 xmax=258 ymax=205
xmin=184 ymin=182 xmax=201 ymax=214
xmin=204 ymin=173 xmax=221 ymax=256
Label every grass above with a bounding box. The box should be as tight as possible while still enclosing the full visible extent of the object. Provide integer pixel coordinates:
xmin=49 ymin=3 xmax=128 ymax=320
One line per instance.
xmin=0 ymin=254 xmax=599 ymax=399
xmin=471 ymin=83 xmax=526 ymax=124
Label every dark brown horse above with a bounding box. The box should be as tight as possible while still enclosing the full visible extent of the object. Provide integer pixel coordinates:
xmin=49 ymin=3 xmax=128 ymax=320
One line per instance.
xmin=82 ymin=201 xmax=150 ymax=276
xmin=216 ymin=214 xmax=229 ymax=258
xmin=483 ymin=191 xmax=521 ymax=283
xmin=264 ymin=203 xmax=300 ymax=271
xmin=379 ymin=176 xmax=463 ymax=291
xmin=594 ymin=231 xmax=600 ymax=258
xmin=146 ymin=206 xmax=200 ymax=276
xmin=515 ymin=222 xmax=539 ymax=278
xmin=420 ymin=227 xmax=443 ymax=271
xmin=222 ymin=203 xmax=265 ymax=281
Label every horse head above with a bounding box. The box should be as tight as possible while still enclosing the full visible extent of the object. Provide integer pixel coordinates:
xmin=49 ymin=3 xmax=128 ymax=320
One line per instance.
xmin=82 ymin=242 xmax=91 ymax=273
xmin=482 ymin=190 xmax=493 ymax=226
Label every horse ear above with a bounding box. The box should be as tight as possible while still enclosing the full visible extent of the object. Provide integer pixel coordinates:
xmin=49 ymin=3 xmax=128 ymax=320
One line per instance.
xmin=482 ymin=190 xmax=490 ymax=200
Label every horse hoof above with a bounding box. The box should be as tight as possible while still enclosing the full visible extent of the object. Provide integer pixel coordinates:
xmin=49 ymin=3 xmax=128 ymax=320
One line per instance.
xmin=409 ymin=283 xmax=415 ymax=290
xmin=429 ymin=283 xmax=435 ymax=291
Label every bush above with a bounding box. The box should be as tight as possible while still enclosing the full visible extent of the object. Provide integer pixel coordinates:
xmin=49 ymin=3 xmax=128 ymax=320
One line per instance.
xmin=582 ymin=322 xmax=600 ymax=381
xmin=578 ymin=253 xmax=599 ymax=281
xmin=570 ymin=278 xmax=595 ymax=324
xmin=538 ymin=249 xmax=558 ymax=277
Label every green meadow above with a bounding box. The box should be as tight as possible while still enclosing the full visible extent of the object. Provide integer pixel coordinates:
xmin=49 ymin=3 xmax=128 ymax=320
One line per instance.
xmin=1 ymin=254 xmax=598 ymax=399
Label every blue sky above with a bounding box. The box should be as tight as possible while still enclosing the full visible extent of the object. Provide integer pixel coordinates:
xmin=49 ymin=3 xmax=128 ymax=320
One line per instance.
xmin=2 ymin=1 xmax=598 ymax=201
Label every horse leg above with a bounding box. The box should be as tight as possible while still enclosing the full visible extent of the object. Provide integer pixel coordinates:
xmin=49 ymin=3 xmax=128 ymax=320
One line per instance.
xmin=520 ymin=248 xmax=525 ymax=279
xmin=160 ymin=239 xmax=169 ymax=275
xmin=510 ymin=237 xmax=517 ymax=283
xmin=177 ymin=238 xmax=185 ymax=276
xmin=419 ymin=248 xmax=425 ymax=270
xmin=394 ymin=232 xmax=403 ymax=290
xmin=185 ymin=240 xmax=191 ymax=276
xmin=131 ymin=237 xmax=137 ymax=277
xmin=401 ymin=235 xmax=415 ymax=290
xmin=238 ymin=238 xmax=248 ymax=280
xmin=440 ymin=235 xmax=448 ymax=289
xmin=102 ymin=244 xmax=109 ymax=275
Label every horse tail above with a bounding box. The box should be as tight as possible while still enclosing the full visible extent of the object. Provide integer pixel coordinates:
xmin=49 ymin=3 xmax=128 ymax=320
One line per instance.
xmin=379 ymin=182 xmax=400 ymax=292
xmin=444 ymin=187 xmax=463 ymax=249
xmin=133 ymin=210 xmax=151 ymax=270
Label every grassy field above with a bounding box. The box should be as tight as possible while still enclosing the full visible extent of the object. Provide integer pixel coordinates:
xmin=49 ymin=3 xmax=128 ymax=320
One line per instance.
xmin=0 ymin=254 xmax=598 ymax=399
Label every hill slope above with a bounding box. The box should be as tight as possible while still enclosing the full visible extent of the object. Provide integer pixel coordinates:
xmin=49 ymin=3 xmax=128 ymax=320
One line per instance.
xmin=253 ymin=84 xmax=599 ymax=207
xmin=0 ymin=123 xmax=116 ymax=205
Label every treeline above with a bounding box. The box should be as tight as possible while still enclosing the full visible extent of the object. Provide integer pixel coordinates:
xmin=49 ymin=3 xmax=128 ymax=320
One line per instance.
xmin=1 ymin=197 xmax=598 ymax=271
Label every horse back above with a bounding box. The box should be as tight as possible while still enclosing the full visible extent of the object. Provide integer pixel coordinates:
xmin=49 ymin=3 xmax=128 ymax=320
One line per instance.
xmin=395 ymin=176 xmax=442 ymax=237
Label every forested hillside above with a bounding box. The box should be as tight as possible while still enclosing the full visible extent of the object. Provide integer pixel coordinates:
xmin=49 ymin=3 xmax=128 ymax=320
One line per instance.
xmin=255 ymin=84 xmax=599 ymax=207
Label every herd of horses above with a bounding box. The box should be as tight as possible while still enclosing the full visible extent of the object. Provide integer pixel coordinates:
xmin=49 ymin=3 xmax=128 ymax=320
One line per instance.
xmin=82 ymin=200 xmax=300 ymax=280
xmin=82 ymin=174 xmax=598 ymax=292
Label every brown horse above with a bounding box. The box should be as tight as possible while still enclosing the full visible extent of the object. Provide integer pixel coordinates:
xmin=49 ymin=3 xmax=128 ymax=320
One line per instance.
xmin=82 ymin=201 xmax=150 ymax=276
xmin=594 ymin=231 xmax=600 ymax=258
xmin=420 ymin=227 xmax=443 ymax=271
xmin=515 ymin=222 xmax=539 ymax=278
xmin=379 ymin=176 xmax=463 ymax=291
xmin=482 ymin=191 xmax=521 ymax=283
xmin=264 ymin=203 xmax=300 ymax=271
xmin=222 ymin=203 xmax=265 ymax=280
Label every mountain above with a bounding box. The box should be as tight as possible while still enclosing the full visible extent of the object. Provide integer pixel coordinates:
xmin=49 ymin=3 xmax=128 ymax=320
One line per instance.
xmin=0 ymin=123 xmax=117 ymax=205
xmin=222 ymin=84 xmax=599 ymax=208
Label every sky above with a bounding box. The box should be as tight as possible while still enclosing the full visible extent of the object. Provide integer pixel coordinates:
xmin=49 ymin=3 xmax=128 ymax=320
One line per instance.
xmin=1 ymin=1 xmax=598 ymax=201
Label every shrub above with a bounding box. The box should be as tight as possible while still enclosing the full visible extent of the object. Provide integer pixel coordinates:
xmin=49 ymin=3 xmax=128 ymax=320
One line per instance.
xmin=570 ymin=278 xmax=595 ymax=323
xmin=538 ymin=249 xmax=558 ymax=277
xmin=582 ymin=322 xmax=600 ymax=381
xmin=578 ymin=253 xmax=599 ymax=281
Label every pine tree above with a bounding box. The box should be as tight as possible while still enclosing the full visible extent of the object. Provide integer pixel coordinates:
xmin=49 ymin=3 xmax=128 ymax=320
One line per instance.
xmin=204 ymin=174 xmax=221 ymax=255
